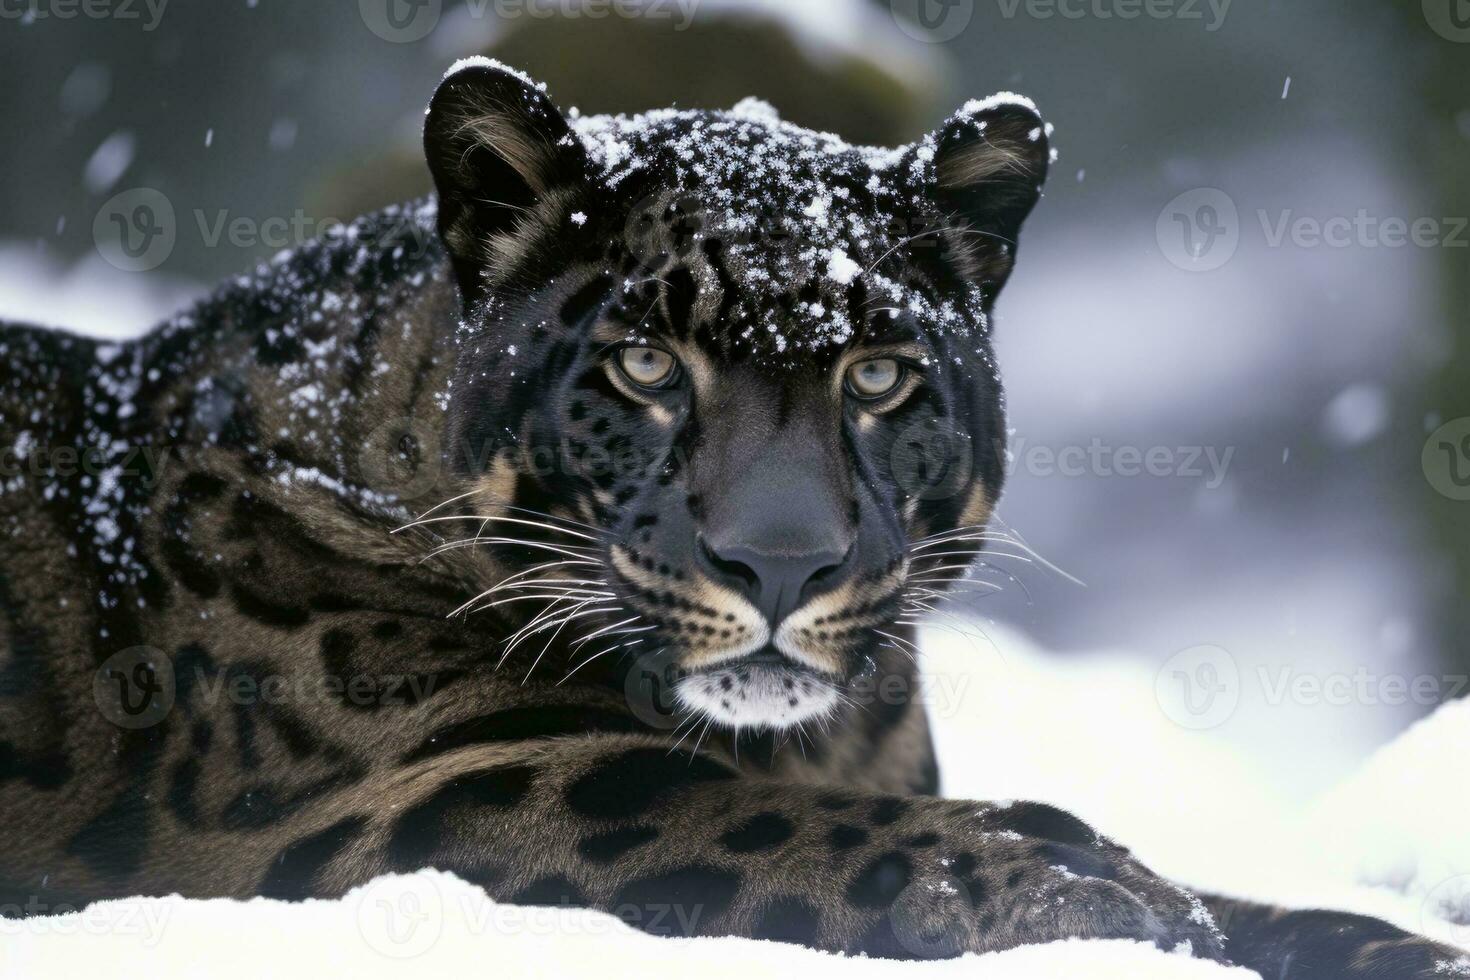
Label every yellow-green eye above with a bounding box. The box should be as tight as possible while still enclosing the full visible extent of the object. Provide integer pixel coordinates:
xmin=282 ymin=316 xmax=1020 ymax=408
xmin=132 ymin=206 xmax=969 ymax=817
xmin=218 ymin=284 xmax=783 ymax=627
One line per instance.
xmin=845 ymin=358 xmax=902 ymax=399
xmin=617 ymin=346 xmax=677 ymax=388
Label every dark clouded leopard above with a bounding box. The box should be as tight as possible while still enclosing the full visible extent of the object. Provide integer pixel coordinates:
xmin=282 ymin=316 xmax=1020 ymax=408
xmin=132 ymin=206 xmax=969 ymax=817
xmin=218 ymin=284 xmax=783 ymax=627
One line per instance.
xmin=0 ymin=59 xmax=1463 ymax=976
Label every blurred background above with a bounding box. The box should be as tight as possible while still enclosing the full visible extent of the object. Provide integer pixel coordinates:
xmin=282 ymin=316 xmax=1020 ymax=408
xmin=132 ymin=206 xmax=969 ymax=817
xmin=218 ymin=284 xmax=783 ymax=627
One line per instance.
xmin=0 ymin=0 xmax=1466 ymax=806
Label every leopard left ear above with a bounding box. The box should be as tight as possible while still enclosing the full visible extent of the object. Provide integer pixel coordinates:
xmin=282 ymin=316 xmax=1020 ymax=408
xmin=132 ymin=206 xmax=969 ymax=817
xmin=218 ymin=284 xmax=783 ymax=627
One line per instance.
xmin=925 ymin=95 xmax=1052 ymax=303
xmin=424 ymin=59 xmax=591 ymax=301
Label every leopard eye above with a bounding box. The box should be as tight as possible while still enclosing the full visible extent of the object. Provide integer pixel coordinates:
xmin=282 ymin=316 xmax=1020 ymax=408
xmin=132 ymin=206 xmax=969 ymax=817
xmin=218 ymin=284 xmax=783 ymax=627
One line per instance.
xmin=845 ymin=358 xmax=902 ymax=399
xmin=616 ymin=346 xmax=677 ymax=388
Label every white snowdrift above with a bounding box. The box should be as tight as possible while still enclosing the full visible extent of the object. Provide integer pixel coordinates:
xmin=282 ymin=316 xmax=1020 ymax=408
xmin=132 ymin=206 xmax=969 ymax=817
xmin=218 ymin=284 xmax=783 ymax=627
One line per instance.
xmin=6 ymin=625 xmax=1467 ymax=979
xmin=0 ymin=244 xmax=201 ymax=339
xmin=4 ymin=873 xmax=1256 ymax=980
xmin=1312 ymin=695 xmax=1470 ymax=951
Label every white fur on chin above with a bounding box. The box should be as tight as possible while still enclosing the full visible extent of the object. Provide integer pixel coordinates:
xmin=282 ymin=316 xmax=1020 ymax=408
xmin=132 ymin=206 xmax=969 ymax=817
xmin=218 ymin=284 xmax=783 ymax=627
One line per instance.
xmin=674 ymin=664 xmax=840 ymax=732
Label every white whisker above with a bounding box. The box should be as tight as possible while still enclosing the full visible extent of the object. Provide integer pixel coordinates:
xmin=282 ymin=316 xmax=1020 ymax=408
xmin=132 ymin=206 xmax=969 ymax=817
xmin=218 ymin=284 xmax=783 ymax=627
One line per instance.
xmin=400 ymin=513 xmax=602 ymax=543
xmin=569 ymin=615 xmax=648 ymax=650
xmin=558 ymin=637 xmax=645 ymax=685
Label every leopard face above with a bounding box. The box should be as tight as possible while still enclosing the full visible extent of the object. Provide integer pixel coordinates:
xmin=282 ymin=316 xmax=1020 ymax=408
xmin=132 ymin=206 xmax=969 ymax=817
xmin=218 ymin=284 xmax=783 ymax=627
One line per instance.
xmin=425 ymin=60 xmax=1051 ymax=733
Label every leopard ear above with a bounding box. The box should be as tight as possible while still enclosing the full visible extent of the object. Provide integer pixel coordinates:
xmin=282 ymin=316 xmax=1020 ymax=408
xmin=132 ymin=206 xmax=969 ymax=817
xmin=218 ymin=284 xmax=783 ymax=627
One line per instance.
xmin=926 ymin=95 xmax=1052 ymax=304
xmin=424 ymin=59 xmax=590 ymax=300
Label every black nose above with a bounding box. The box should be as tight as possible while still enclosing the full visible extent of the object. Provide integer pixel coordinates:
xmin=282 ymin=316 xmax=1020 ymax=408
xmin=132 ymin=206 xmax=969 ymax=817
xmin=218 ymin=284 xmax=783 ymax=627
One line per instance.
xmin=699 ymin=538 xmax=848 ymax=626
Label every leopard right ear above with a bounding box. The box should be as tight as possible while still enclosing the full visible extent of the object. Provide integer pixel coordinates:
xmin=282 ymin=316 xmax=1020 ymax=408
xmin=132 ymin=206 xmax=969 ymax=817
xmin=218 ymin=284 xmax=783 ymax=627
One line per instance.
xmin=924 ymin=94 xmax=1052 ymax=306
xmin=424 ymin=59 xmax=591 ymax=300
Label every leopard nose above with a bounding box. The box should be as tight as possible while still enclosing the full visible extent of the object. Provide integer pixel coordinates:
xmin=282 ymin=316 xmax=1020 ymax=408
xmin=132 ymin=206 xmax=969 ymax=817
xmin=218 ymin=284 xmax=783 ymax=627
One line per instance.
xmin=698 ymin=538 xmax=849 ymax=626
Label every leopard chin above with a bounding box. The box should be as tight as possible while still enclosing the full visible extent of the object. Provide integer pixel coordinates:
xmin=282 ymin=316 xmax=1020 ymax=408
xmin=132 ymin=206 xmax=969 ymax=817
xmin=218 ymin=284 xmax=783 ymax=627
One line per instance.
xmin=674 ymin=658 xmax=843 ymax=731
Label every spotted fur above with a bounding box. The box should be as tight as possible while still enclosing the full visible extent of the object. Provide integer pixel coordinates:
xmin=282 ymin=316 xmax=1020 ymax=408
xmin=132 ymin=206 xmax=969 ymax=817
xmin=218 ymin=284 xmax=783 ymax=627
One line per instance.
xmin=0 ymin=60 xmax=1463 ymax=976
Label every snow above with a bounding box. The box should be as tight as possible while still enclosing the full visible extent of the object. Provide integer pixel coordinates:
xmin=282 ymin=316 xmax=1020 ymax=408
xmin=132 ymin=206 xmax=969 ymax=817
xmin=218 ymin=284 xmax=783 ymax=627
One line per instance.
xmin=1312 ymin=696 xmax=1470 ymax=940
xmin=269 ymin=118 xmax=298 ymax=152
xmin=1 ymin=871 xmax=1255 ymax=979
xmin=0 ymin=243 xmax=201 ymax=338
xmin=60 ymin=62 xmax=111 ymax=117
xmin=1321 ymin=382 xmax=1389 ymax=447
xmin=6 ymin=624 xmax=1466 ymax=978
xmin=958 ymin=92 xmax=1040 ymax=120
xmin=82 ymin=131 xmax=136 ymax=194
xmin=565 ymin=90 xmax=1032 ymax=356
xmin=826 ymin=247 xmax=861 ymax=285
xmin=442 ymin=56 xmax=545 ymax=92
xmin=730 ymin=96 xmax=782 ymax=126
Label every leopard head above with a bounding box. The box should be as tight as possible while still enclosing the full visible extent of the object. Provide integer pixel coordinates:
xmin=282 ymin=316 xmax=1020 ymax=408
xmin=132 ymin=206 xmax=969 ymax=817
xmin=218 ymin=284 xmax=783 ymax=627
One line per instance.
xmin=422 ymin=60 xmax=1050 ymax=732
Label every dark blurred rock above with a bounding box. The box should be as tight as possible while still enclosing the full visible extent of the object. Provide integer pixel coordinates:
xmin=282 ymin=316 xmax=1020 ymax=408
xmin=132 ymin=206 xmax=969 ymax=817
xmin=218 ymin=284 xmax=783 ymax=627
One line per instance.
xmin=313 ymin=8 xmax=945 ymax=220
